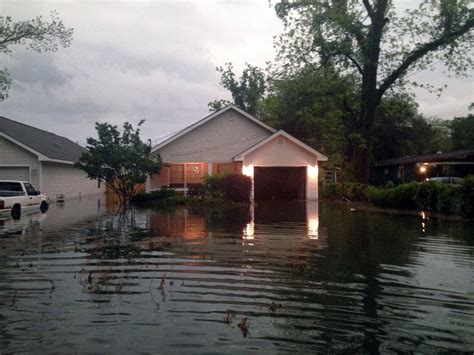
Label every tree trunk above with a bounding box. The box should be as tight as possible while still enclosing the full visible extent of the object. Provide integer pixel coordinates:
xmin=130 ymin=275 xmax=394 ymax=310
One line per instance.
xmin=353 ymin=0 xmax=388 ymax=183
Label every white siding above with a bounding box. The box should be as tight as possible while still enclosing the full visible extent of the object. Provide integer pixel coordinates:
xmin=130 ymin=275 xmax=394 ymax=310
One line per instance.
xmin=41 ymin=162 xmax=104 ymax=200
xmin=244 ymin=136 xmax=318 ymax=166
xmin=0 ymin=136 xmax=40 ymax=188
xmin=155 ymin=110 xmax=272 ymax=163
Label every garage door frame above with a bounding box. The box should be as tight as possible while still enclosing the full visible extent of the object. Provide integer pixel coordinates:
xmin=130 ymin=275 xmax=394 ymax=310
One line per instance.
xmin=0 ymin=165 xmax=31 ymax=182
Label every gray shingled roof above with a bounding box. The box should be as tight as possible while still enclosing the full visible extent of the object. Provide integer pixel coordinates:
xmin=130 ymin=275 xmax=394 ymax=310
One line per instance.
xmin=374 ymin=149 xmax=474 ymax=167
xmin=0 ymin=116 xmax=86 ymax=163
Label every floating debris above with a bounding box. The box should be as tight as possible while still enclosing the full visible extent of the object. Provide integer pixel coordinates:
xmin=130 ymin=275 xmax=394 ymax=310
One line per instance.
xmin=238 ymin=317 xmax=250 ymax=337
xmin=224 ymin=309 xmax=236 ymax=324
xmin=269 ymin=301 xmax=282 ymax=315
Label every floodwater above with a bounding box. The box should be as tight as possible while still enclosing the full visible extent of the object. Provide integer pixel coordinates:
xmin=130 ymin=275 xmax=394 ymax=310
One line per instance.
xmin=0 ymin=197 xmax=473 ymax=353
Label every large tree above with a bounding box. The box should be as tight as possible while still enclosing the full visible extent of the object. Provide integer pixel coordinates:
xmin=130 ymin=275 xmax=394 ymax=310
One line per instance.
xmin=76 ymin=121 xmax=162 ymax=206
xmin=273 ymin=0 xmax=474 ymax=182
xmin=209 ymin=62 xmax=266 ymax=116
xmin=0 ymin=11 xmax=73 ymax=101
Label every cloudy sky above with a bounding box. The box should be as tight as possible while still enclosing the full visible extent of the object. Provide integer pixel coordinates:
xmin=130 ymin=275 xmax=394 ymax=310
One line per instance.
xmin=1 ymin=0 xmax=472 ymax=146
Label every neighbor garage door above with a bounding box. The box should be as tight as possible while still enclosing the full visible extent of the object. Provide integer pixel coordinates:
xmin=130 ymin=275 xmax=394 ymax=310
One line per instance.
xmin=0 ymin=167 xmax=30 ymax=181
xmin=254 ymin=167 xmax=306 ymax=200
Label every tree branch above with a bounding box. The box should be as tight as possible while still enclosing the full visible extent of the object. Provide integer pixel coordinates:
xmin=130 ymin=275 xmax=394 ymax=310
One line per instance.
xmin=377 ymin=17 xmax=474 ymax=101
xmin=344 ymin=54 xmax=363 ymax=75
xmin=362 ymin=0 xmax=375 ymax=19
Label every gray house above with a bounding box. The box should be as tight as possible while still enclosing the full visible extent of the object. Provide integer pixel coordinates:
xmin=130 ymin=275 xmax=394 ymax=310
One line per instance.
xmin=0 ymin=116 xmax=104 ymax=200
xmin=149 ymin=105 xmax=328 ymax=200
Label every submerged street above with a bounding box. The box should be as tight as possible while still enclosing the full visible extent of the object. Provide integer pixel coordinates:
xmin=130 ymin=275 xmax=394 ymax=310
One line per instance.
xmin=0 ymin=197 xmax=473 ymax=353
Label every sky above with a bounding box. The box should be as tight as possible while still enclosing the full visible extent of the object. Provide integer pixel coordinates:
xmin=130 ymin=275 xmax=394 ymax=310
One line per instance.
xmin=1 ymin=0 xmax=473 ymax=146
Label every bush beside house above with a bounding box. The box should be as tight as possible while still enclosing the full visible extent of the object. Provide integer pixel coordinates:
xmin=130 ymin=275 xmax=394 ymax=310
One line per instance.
xmin=321 ymin=176 xmax=474 ymax=218
xmin=131 ymin=173 xmax=252 ymax=207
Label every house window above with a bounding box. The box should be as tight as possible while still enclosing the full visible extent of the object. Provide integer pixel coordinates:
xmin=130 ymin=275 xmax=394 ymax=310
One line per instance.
xmin=186 ymin=163 xmax=202 ymax=185
xmin=170 ymin=164 xmax=184 ymax=188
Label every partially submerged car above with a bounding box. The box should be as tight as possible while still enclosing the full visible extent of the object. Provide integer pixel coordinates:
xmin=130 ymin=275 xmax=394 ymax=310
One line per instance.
xmin=426 ymin=177 xmax=464 ymax=185
xmin=0 ymin=181 xmax=49 ymax=220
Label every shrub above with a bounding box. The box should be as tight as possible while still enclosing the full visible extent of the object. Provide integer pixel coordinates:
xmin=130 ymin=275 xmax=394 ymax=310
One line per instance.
xmin=203 ymin=173 xmax=252 ymax=203
xmin=131 ymin=187 xmax=186 ymax=205
xmin=460 ymin=175 xmax=474 ymax=218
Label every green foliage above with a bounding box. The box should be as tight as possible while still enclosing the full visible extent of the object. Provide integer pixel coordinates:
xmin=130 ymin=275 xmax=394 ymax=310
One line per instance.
xmin=450 ymin=114 xmax=474 ymax=150
xmin=0 ymin=11 xmax=73 ymax=101
xmin=322 ymin=178 xmax=473 ymax=218
xmin=131 ymin=187 xmax=186 ymax=206
xmin=209 ymin=63 xmax=266 ymax=115
xmin=272 ymin=0 xmax=474 ymax=182
xmin=76 ymin=120 xmax=162 ymax=205
xmin=373 ymin=94 xmax=447 ymax=160
xmin=459 ymin=175 xmax=474 ymax=218
xmin=263 ymin=66 xmax=357 ymax=168
xmin=203 ymin=174 xmax=252 ymax=204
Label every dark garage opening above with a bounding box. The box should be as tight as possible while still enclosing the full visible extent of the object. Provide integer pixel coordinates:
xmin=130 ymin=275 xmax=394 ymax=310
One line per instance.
xmin=254 ymin=167 xmax=306 ymax=201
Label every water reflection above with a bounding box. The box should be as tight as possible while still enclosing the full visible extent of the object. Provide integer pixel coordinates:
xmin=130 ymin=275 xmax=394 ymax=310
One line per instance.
xmin=0 ymin=198 xmax=473 ymax=353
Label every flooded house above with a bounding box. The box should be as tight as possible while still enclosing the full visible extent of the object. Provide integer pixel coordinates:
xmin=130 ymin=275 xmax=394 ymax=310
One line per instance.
xmin=148 ymin=105 xmax=328 ymax=200
xmin=0 ymin=116 xmax=104 ymax=200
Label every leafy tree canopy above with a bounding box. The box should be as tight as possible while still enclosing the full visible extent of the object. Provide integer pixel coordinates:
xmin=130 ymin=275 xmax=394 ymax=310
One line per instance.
xmin=76 ymin=121 xmax=162 ymax=205
xmin=209 ymin=62 xmax=266 ymax=116
xmin=450 ymin=114 xmax=474 ymax=150
xmin=0 ymin=11 xmax=73 ymax=101
xmin=273 ymin=0 xmax=474 ymax=182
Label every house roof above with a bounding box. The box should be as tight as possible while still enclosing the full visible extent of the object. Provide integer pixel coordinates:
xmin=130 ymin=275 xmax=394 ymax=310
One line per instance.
xmin=0 ymin=116 xmax=86 ymax=163
xmin=233 ymin=130 xmax=328 ymax=161
xmin=374 ymin=149 xmax=474 ymax=167
xmin=151 ymin=104 xmax=276 ymax=153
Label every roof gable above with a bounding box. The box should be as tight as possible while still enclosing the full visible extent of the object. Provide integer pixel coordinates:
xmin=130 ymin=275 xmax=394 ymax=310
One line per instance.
xmin=234 ymin=130 xmax=328 ymax=162
xmin=0 ymin=116 xmax=86 ymax=163
xmin=151 ymin=104 xmax=276 ymax=153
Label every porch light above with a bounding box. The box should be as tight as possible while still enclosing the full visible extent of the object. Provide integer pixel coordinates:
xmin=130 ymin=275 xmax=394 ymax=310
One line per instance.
xmin=242 ymin=165 xmax=254 ymax=178
xmin=419 ymin=166 xmax=427 ymax=173
xmin=307 ymin=165 xmax=318 ymax=179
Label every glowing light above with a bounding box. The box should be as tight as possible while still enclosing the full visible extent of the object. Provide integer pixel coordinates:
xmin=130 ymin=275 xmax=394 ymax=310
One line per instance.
xmin=307 ymin=217 xmax=319 ymax=239
xmin=243 ymin=222 xmax=255 ymax=239
xmin=242 ymin=165 xmax=254 ymax=178
xmin=307 ymin=165 xmax=318 ymax=179
xmin=419 ymin=166 xmax=427 ymax=173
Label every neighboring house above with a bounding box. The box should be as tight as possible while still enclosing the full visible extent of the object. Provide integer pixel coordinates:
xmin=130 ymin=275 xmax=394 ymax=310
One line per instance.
xmin=371 ymin=149 xmax=474 ymax=185
xmin=149 ymin=105 xmax=327 ymax=200
xmin=0 ymin=116 xmax=104 ymax=200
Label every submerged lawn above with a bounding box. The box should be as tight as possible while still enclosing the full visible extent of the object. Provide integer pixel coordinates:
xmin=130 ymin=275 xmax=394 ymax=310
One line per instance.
xmin=0 ymin=198 xmax=473 ymax=353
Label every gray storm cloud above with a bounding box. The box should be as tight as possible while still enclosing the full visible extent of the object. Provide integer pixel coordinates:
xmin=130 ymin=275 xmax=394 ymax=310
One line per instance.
xmin=0 ymin=0 xmax=472 ymax=146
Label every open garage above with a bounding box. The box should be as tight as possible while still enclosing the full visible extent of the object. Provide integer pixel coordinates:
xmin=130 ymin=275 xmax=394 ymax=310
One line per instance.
xmin=254 ymin=166 xmax=306 ymax=200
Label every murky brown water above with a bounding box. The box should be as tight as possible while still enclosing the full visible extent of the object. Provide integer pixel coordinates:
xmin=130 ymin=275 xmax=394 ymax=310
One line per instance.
xmin=0 ymin=197 xmax=473 ymax=353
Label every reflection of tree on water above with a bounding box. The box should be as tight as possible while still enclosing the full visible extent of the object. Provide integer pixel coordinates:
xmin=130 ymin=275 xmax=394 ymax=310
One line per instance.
xmin=303 ymin=205 xmax=422 ymax=352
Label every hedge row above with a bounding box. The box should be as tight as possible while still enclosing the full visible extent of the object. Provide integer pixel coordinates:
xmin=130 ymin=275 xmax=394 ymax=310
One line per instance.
xmin=321 ymin=176 xmax=474 ymax=218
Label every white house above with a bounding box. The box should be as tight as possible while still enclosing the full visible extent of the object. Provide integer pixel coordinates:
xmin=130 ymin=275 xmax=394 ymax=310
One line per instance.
xmin=0 ymin=116 xmax=104 ymax=200
xmin=149 ymin=105 xmax=327 ymax=200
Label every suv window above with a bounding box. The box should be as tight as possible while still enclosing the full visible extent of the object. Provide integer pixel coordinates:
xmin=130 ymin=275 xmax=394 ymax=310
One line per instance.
xmin=24 ymin=183 xmax=37 ymax=196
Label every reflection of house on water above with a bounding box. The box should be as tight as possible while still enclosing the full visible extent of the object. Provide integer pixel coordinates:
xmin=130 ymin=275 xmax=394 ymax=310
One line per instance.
xmin=148 ymin=201 xmax=327 ymax=249
xmin=147 ymin=209 xmax=206 ymax=240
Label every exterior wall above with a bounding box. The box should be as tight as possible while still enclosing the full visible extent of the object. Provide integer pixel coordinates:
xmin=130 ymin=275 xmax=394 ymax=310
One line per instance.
xmin=154 ymin=110 xmax=272 ymax=162
xmin=242 ymin=135 xmax=320 ymax=200
xmin=244 ymin=136 xmax=318 ymax=166
xmin=151 ymin=166 xmax=170 ymax=189
xmin=0 ymin=136 xmax=41 ymax=188
xmin=41 ymin=162 xmax=104 ymax=200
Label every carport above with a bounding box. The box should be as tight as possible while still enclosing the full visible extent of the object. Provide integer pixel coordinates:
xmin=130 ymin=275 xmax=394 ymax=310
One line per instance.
xmin=234 ymin=130 xmax=328 ymax=200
